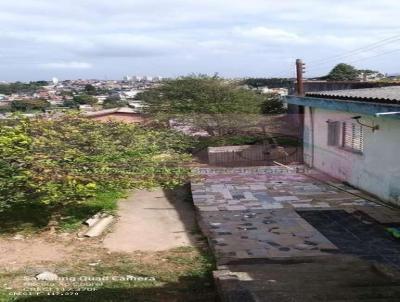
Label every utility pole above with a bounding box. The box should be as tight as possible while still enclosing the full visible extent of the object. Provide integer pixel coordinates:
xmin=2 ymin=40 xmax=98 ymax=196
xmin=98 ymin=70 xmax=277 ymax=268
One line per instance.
xmin=295 ymin=59 xmax=305 ymax=96
xmin=295 ymin=59 xmax=306 ymax=162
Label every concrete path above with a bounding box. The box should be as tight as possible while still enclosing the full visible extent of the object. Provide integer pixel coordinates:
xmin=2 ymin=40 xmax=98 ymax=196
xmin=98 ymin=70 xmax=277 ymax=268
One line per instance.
xmin=103 ymin=188 xmax=197 ymax=252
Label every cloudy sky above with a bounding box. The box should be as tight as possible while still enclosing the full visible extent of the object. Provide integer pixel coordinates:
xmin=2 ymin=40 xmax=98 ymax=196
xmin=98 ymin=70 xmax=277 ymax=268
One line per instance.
xmin=1 ymin=0 xmax=399 ymax=81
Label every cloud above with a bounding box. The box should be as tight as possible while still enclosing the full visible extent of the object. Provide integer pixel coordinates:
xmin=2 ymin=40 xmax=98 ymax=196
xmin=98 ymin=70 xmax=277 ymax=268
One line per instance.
xmin=76 ymin=34 xmax=178 ymax=58
xmin=39 ymin=62 xmax=93 ymax=69
xmin=233 ymin=26 xmax=309 ymax=44
xmin=1 ymin=0 xmax=400 ymax=80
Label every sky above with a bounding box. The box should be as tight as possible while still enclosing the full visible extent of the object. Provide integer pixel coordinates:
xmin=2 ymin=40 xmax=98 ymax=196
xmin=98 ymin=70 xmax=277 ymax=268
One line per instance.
xmin=1 ymin=0 xmax=400 ymax=81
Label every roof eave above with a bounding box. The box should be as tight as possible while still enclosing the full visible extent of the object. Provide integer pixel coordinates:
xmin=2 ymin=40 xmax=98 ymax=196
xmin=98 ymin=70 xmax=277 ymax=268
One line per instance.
xmin=285 ymin=95 xmax=400 ymax=118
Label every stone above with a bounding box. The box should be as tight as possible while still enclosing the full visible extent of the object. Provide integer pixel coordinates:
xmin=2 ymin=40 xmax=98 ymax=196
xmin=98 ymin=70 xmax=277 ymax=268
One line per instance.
xmin=12 ymin=234 xmax=24 ymax=240
xmin=294 ymin=243 xmax=313 ymax=250
xmin=36 ymin=271 xmax=58 ymax=281
xmin=273 ymin=196 xmax=299 ymax=202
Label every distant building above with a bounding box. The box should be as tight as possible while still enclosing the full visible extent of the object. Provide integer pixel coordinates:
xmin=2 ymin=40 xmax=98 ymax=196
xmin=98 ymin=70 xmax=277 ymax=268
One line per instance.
xmin=132 ymin=76 xmax=142 ymax=82
xmin=79 ymin=104 xmax=94 ymax=111
xmin=358 ymin=72 xmax=385 ymax=82
xmin=84 ymin=107 xmax=146 ymax=124
xmin=259 ymin=87 xmax=288 ymax=96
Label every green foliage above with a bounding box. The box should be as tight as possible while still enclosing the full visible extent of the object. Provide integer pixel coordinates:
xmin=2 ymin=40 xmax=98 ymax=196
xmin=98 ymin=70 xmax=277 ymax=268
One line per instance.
xmin=140 ymin=76 xmax=284 ymax=136
xmin=326 ymin=63 xmax=360 ymax=81
xmin=84 ymin=84 xmax=97 ymax=95
xmin=63 ymin=99 xmax=80 ymax=108
xmin=358 ymin=69 xmax=381 ymax=76
xmin=72 ymin=93 xmax=98 ymax=105
xmin=243 ymin=78 xmax=293 ymax=88
xmin=0 ymin=81 xmax=46 ymax=95
xmin=260 ymin=93 xmax=286 ymax=114
xmin=11 ymin=99 xmax=50 ymax=112
xmin=103 ymin=95 xmax=128 ymax=109
xmin=0 ymin=116 xmax=192 ymax=214
xmin=140 ymin=76 xmax=265 ymax=115
xmin=58 ymin=190 xmax=124 ymax=231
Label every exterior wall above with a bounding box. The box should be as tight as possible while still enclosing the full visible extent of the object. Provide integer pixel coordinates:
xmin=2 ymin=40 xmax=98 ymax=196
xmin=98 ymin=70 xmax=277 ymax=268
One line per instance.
xmin=304 ymin=107 xmax=400 ymax=205
xmin=88 ymin=113 xmax=145 ymax=124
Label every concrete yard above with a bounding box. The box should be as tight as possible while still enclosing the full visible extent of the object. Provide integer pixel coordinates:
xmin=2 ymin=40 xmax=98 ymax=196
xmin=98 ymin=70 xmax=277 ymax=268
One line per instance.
xmin=191 ymin=166 xmax=400 ymax=301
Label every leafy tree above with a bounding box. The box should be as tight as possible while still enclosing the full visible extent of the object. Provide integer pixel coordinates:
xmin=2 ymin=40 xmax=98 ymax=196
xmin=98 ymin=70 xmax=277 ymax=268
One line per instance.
xmin=103 ymin=95 xmax=128 ymax=109
xmin=243 ymin=78 xmax=293 ymax=89
xmin=84 ymin=84 xmax=97 ymax=95
xmin=140 ymin=76 xmax=284 ymax=135
xmin=11 ymin=99 xmax=50 ymax=112
xmin=326 ymin=63 xmax=359 ymax=81
xmin=0 ymin=82 xmax=46 ymax=95
xmin=0 ymin=116 xmax=192 ymax=215
xmin=63 ymin=99 xmax=80 ymax=108
xmin=357 ymin=69 xmax=384 ymax=80
xmin=73 ymin=93 xmax=98 ymax=105
xmin=260 ymin=93 xmax=286 ymax=114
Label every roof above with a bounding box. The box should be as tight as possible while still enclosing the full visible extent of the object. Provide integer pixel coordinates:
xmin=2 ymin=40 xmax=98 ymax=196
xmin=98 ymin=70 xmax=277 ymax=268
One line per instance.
xmin=306 ymin=86 xmax=400 ymax=104
xmin=84 ymin=107 xmax=140 ymax=118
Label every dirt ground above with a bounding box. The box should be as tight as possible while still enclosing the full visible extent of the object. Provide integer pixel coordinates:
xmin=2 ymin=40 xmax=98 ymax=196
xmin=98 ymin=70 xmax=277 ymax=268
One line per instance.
xmin=0 ymin=187 xmax=200 ymax=270
xmin=0 ymin=188 xmax=216 ymax=301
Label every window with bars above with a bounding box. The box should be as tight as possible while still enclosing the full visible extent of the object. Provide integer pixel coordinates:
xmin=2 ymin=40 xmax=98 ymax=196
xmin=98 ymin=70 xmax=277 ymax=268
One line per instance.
xmin=342 ymin=121 xmax=363 ymax=153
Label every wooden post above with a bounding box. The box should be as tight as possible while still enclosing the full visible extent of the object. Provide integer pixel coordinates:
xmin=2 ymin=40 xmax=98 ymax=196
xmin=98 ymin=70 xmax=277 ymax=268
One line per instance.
xmin=296 ymin=59 xmax=305 ymax=96
xmin=295 ymin=59 xmax=305 ymax=163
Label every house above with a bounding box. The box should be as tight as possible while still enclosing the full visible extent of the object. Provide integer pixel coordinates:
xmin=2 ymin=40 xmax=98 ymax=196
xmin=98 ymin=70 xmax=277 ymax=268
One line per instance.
xmin=84 ymin=107 xmax=145 ymax=124
xmin=286 ymin=86 xmax=400 ymax=206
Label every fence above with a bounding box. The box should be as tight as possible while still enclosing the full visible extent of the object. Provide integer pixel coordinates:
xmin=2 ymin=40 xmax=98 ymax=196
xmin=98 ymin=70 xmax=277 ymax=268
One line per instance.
xmin=207 ymin=144 xmax=302 ymax=167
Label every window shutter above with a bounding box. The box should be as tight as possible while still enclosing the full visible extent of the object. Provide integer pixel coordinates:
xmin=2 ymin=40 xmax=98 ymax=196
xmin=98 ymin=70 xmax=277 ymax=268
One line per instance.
xmin=342 ymin=122 xmax=363 ymax=152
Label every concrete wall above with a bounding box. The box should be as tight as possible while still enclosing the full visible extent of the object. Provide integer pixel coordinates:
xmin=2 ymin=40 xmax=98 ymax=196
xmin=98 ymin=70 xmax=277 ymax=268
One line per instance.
xmin=304 ymin=107 xmax=400 ymax=205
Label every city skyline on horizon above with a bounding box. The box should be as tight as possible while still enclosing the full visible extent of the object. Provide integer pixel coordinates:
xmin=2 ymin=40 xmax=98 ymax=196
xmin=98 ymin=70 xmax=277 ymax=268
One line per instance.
xmin=1 ymin=0 xmax=400 ymax=82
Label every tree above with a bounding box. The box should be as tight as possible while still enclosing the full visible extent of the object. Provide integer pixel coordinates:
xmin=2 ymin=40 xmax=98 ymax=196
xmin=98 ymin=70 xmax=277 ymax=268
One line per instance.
xmin=260 ymin=93 xmax=286 ymax=114
xmin=11 ymin=99 xmax=50 ymax=112
xmin=103 ymin=95 xmax=128 ymax=109
xmin=84 ymin=84 xmax=97 ymax=95
xmin=73 ymin=94 xmax=98 ymax=105
xmin=63 ymin=99 xmax=80 ymax=108
xmin=0 ymin=82 xmax=45 ymax=95
xmin=243 ymin=78 xmax=293 ymax=89
xmin=0 ymin=116 xmax=192 ymax=216
xmin=326 ymin=63 xmax=359 ymax=81
xmin=141 ymin=76 xmax=279 ymax=135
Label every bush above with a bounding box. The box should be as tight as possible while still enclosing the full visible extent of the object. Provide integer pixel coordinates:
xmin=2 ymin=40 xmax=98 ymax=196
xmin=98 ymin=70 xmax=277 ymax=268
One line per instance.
xmin=11 ymin=99 xmax=50 ymax=112
xmin=0 ymin=115 xmax=192 ymax=214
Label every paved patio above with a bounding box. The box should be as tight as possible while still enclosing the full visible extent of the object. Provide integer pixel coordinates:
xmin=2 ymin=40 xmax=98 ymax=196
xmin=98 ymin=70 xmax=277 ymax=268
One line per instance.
xmin=191 ymin=166 xmax=400 ymax=301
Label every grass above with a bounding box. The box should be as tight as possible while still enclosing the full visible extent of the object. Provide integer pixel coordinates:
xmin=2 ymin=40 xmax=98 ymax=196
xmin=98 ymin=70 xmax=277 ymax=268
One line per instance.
xmin=0 ymin=247 xmax=216 ymax=302
xmin=0 ymin=190 xmax=125 ymax=234
xmin=58 ymin=190 xmax=124 ymax=231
